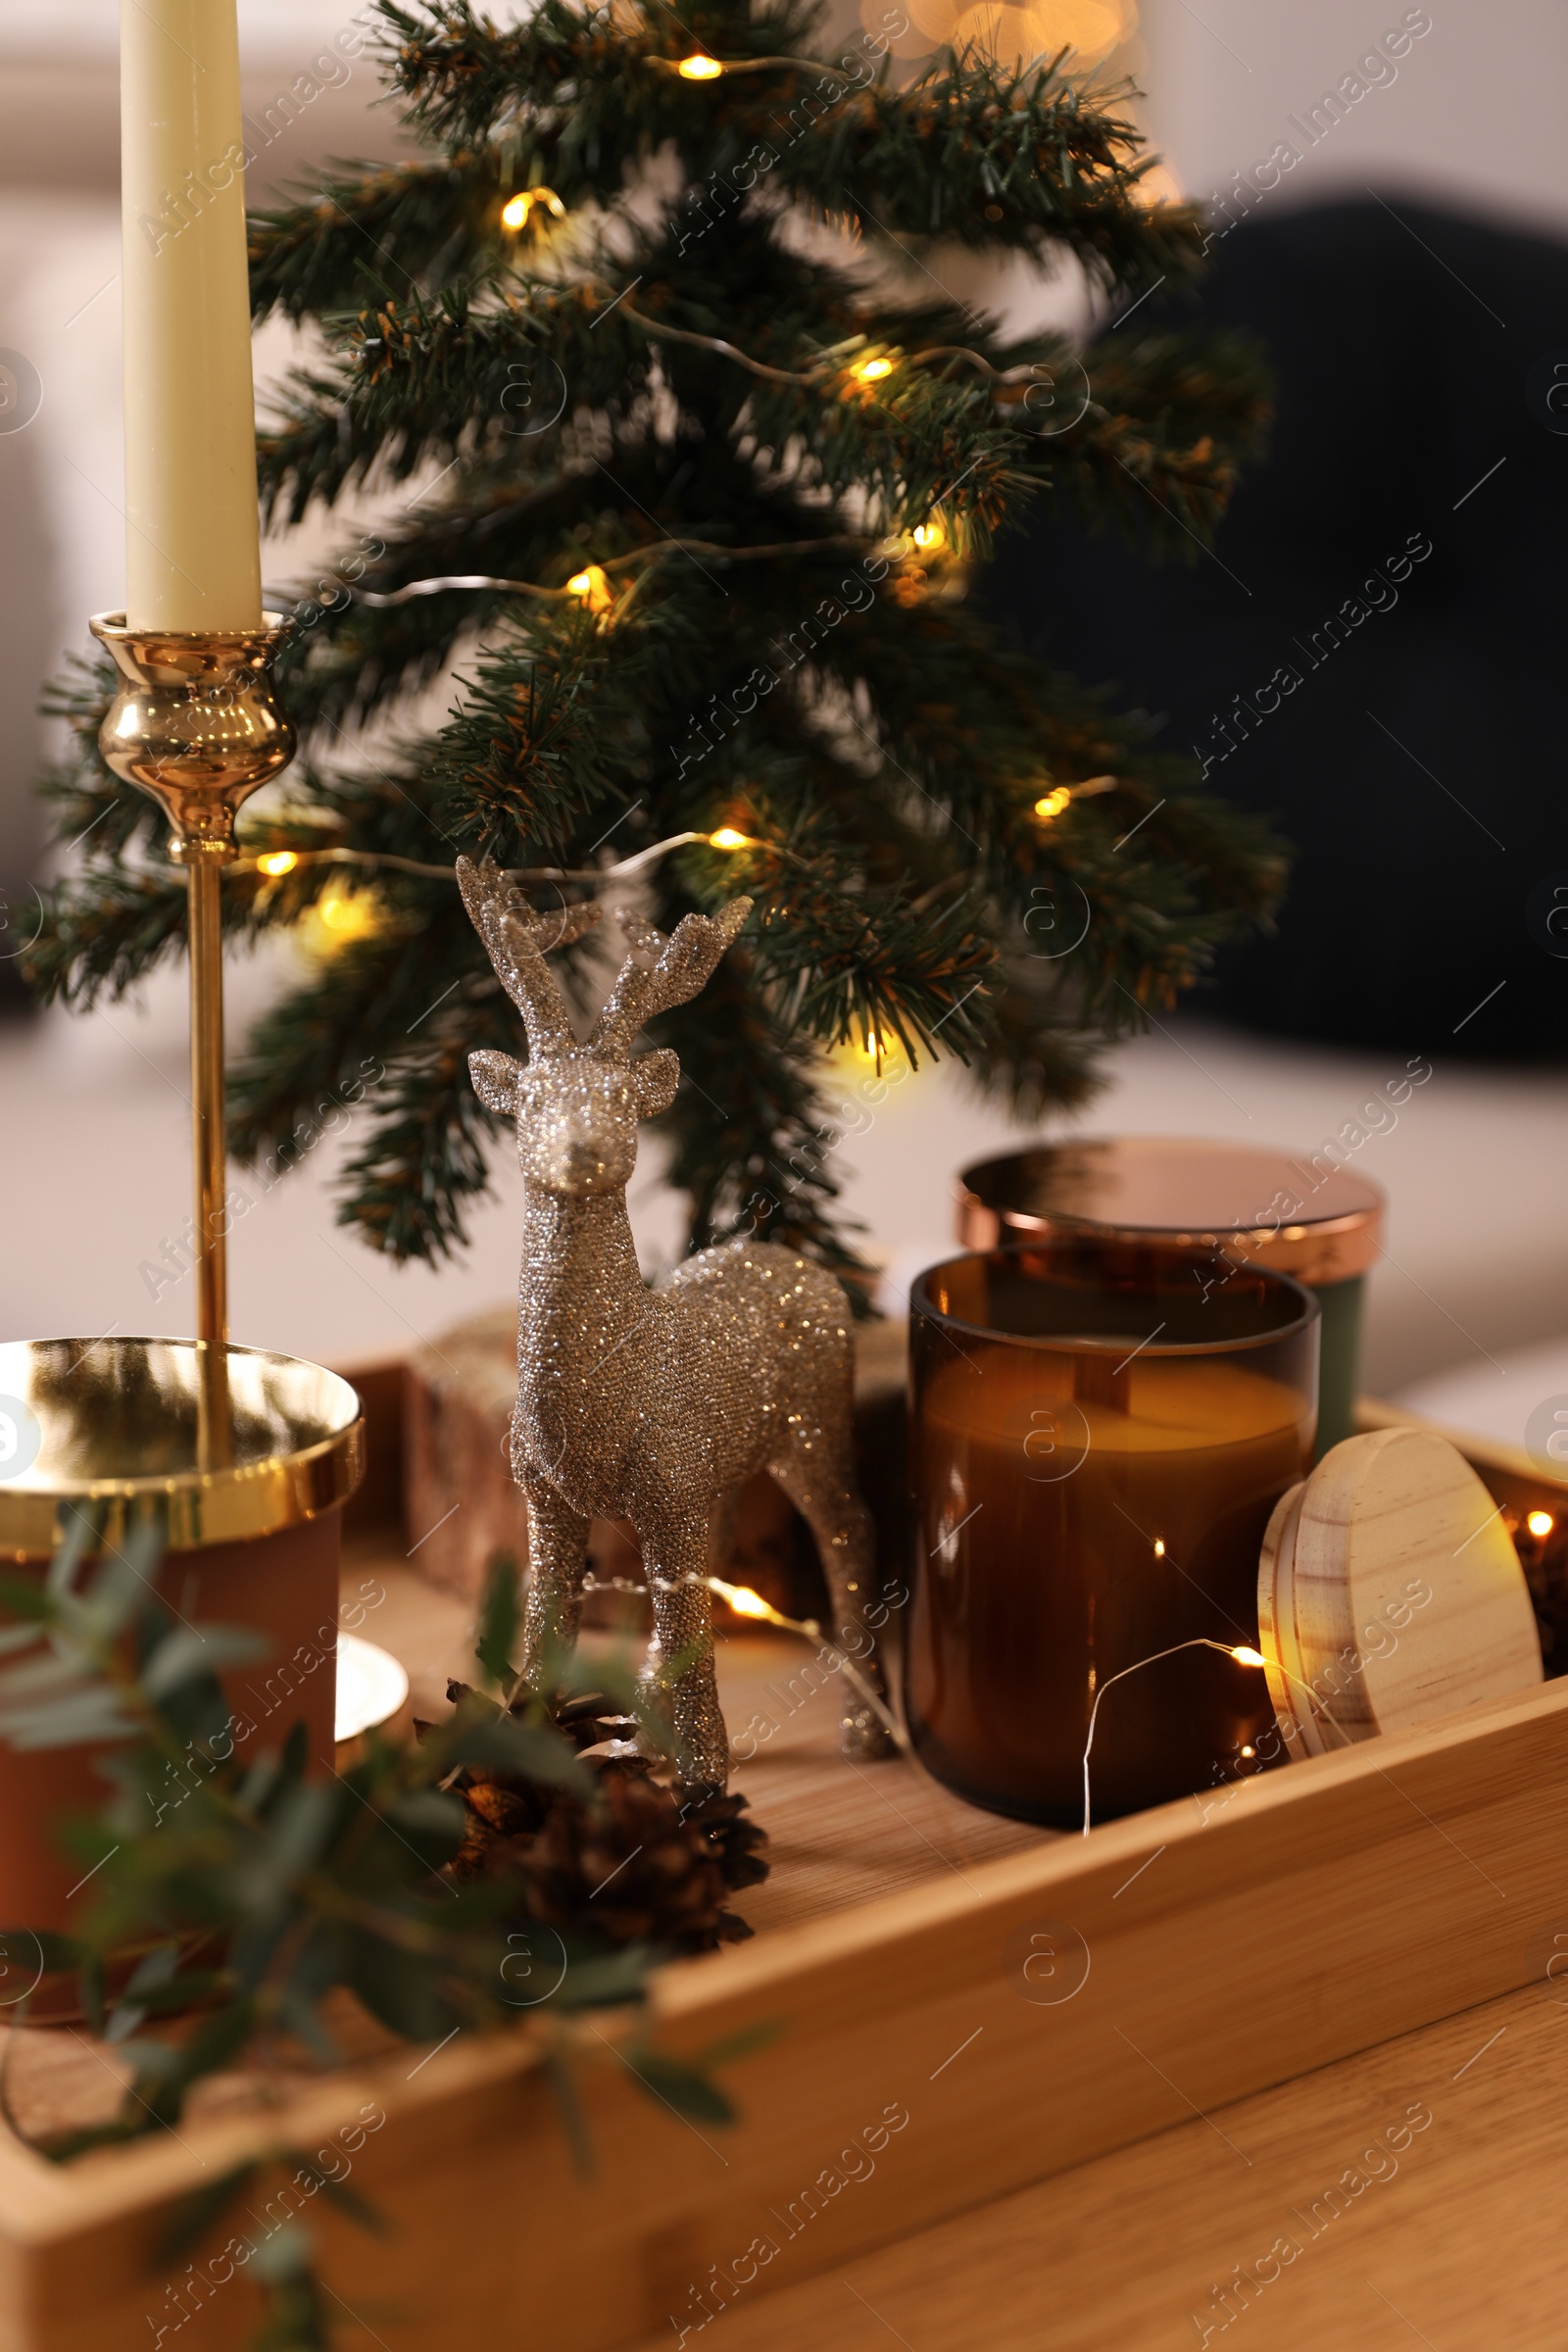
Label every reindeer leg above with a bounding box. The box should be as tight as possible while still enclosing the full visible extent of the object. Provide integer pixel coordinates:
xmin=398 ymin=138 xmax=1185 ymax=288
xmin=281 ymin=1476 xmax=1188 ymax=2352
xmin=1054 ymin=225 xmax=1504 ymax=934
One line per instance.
xmin=517 ymin=1478 xmax=589 ymax=1690
xmin=710 ymin=1485 xmax=740 ymax=1577
xmin=770 ymin=1443 xmax=897 ymax=1762
xmin=636 ymin=1504 xmax=729 ymax=1798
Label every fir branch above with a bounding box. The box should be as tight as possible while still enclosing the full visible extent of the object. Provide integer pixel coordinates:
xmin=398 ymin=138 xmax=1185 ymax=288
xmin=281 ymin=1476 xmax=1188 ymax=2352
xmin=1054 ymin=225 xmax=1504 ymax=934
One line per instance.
xmin=378 ymin=0 xmax=824 ymax=152
xmin=735 ymin=842 xmax=998 ymax=1065
xmin=653 ymin=949 xmax=867 ymax=1275
xmin=256 ymin=283 xmax=643 ymax=525
xmin=773 ymin=49 xmax=1210 ymax=288
xmin=333 ymin=1026 xmax=504 ymax=1260
xmin=23 ymin=867 xmax=190 ymax=1008
xmin=29 ymin=0 xmax=1289 ymax=1279
xmin=36 ymin=653 xmax=165 ymax=865
xmin=249 ymin=154 xmax=510 ymax=326
xmin=423 ymin=614 xmax=620 ymax=858
xmin=1039 ymin=340 xmax=1270 ymax=553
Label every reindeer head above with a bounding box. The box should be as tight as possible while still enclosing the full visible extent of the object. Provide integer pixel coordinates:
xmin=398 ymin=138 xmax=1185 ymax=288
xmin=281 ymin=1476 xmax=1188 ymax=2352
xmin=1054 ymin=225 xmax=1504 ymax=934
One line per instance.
xmin=457 ymin=857 xmax=752 ymax=1198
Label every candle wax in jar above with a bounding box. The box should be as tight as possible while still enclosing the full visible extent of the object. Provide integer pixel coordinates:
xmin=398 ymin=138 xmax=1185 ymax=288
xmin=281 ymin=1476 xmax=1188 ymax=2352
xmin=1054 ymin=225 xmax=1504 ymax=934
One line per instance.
xmin=907 ymin=1348 xmax=1312 ymax=1823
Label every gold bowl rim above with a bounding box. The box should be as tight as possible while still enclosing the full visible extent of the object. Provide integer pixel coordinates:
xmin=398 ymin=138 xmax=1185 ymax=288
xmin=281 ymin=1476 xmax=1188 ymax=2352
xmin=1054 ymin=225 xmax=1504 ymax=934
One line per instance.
xmin=0 ymin=1339 xmax=364 ymax=1558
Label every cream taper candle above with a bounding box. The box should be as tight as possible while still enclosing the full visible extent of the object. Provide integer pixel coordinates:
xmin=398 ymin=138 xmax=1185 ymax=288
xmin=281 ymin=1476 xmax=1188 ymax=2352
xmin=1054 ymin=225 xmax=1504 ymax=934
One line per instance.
xmin=121 ymin=0 xmax=263 ymax=630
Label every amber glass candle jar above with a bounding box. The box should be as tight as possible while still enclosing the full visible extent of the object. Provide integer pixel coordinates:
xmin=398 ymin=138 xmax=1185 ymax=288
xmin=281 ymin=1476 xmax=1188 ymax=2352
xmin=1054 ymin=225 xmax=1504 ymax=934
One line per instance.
xmin=907 ymin=1240 xmax=1318 ymax=1826
xmin=956 ymin=1138 xmax=1382 ymax=1456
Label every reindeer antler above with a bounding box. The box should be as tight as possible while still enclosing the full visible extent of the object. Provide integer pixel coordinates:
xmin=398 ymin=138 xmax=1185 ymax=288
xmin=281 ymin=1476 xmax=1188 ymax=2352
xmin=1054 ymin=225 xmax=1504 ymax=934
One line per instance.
xmin=456 ymin=856 xmax=603 ymax=1058
xmin=589 ymin=898 xmax=754 ymax=1062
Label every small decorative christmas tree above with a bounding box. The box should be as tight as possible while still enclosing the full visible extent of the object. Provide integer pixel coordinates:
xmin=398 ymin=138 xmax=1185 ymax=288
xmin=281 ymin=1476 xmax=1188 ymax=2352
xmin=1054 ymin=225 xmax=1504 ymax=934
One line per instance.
xmin=28 ymin=0 xmax=1280 ymax=1279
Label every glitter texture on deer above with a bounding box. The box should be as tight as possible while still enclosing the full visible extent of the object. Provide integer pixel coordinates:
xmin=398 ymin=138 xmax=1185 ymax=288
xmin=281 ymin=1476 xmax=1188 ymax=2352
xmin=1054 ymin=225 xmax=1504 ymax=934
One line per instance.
xmin=458 ymin=857 xmax=895 ymax=1795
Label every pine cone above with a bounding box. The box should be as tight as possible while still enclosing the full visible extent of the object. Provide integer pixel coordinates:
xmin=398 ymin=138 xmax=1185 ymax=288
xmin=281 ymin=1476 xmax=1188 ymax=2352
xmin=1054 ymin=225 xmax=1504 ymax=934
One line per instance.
xmin=431 ymin=1688 xmax=769 ymax=1944
xmin=512 ymin=1764 xmax=763 ymax=1953
xmin=444 ymin=1772 xmax=553 ymax=1881
xmin=444 ymin=1678 xmax=629 ymax=1752
xmin=432 ymin=1683 xmax=564 ymax=1878
xmin=465 ymin=1781 xmax=540 ymax=1838
xmin=679 ymin=1788 xmax=770 ymax=1894
xmin=553 ymin=1690 xmax=638 ymax=1753
xmin=450 ymin=1806 xmax=498 ymax=1881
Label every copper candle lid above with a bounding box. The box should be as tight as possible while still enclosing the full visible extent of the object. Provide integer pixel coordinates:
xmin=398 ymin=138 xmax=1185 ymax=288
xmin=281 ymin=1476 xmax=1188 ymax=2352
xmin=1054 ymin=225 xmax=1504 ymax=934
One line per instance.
xmin=957 ymin=1138 xmax=1385 ymax=1287
xmin=0 ymin=1338 xmax=364 ymax=1559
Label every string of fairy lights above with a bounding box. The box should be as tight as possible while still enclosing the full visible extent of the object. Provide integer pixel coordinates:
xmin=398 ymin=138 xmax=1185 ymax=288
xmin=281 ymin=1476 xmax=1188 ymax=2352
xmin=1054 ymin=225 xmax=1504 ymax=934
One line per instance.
xmin=1080 ymin=1640 xmax=1345 ymax=1836
xmin=555 ymin=1574 xmax=1338 ymax=1818
xmin=235 ymin=784 xmax=1118 ymax=958
xmin=236 ymin=775 xmax=1111 ymax=897
xmin=256 ymin=37 xmax=1154 ymax=942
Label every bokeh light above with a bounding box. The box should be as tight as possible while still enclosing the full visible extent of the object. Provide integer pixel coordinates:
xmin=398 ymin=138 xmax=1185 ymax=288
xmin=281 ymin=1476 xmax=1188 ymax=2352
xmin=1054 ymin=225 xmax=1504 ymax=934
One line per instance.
xmin=302 ymin=884 xmax=381 ymax=956
xmin=888 ymin=0 xmax=1133 ymax=67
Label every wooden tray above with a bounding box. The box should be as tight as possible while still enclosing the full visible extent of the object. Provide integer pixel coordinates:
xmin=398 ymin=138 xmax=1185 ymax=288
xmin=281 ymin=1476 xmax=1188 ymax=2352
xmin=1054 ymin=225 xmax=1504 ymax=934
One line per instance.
xmin=1 ymin=1386 xmax=1563 ymax=2351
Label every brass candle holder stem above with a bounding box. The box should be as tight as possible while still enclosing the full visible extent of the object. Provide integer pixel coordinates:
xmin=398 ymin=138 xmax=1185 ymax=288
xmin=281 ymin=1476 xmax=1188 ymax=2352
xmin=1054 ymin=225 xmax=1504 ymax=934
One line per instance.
xmin=185 ymin=858 xmax=226 ymax=1348
xmin=89 ymin=613 xmax=296 ymax=1458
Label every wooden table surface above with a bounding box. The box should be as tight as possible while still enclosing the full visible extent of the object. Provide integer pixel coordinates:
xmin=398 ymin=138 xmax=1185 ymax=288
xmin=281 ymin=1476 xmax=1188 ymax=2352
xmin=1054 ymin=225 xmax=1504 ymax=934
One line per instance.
xmin=359 ymin=1548 xmax=1559 ymax=2352
xmin=626 ymin=1978 xmax=1550 ymax=2352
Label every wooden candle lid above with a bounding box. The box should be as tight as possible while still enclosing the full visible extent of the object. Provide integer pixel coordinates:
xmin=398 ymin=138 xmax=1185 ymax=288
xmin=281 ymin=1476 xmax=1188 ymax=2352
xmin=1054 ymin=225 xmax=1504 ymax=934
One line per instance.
xmin=1258 ymin=1426 xmax=1542 ymax=1754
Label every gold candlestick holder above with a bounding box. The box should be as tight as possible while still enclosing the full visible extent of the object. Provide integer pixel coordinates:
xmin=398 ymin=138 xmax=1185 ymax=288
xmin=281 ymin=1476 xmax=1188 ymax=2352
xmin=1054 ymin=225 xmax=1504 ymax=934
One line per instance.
xmin=89 ymin=612 xmax=295 ymax=1455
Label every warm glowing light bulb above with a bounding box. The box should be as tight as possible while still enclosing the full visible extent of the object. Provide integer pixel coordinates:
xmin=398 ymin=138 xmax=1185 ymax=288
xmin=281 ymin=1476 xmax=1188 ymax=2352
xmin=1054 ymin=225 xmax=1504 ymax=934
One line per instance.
xmin=257 ymin=851 xmax=298 ymax=877
xmin=1152 ymin=1538 xmax=1165 ymax=1558
xmin=565 ymin=564 xmax=612 ymax=612
xmin=1034 ymin=786 xmax=1072 ymax=820
xmin=502 ymin=187 xmax=565 ymax=230
xmin=911 ymin=520 xmax=946 ymax=551
xmin=1529 ymin=1509 xmax=1555 ymax=1538
xmin=709 ymin=827 xmax=751 ymax=850
xmin=678 ymin=51 xmax=723 ymax=76
xmin=855 ymin=355 xmax=894 ymax=383
xmin=1231 ymin=1645 xmax=1267 ymax=1670
xmin=710 ymin=1577 xmax=775 ymax=1620
xmin=1241 ymin=1744 xmax=1255 ymax=1759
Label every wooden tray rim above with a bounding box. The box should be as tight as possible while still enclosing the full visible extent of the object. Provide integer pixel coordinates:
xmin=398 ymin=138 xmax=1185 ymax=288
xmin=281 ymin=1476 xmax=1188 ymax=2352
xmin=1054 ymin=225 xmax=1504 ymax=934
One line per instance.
xmin=3 ymin=1662 xmax=1562 ymax=2251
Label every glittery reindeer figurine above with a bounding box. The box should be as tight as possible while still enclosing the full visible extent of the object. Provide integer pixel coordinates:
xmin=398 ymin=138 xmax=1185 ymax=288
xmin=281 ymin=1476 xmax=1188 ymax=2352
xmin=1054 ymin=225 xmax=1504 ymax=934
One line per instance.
xmin=457 ymin=857 xmax=895 ymax=1796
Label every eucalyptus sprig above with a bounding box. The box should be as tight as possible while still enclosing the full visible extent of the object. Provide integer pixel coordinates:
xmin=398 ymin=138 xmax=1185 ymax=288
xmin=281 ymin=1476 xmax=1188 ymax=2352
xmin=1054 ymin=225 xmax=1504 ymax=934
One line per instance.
xmin=0 ymin=1513 xmax=747 ymax=2349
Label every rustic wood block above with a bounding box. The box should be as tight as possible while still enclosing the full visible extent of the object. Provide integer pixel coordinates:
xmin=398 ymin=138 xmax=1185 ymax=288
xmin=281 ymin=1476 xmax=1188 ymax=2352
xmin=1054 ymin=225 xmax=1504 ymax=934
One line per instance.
xmin=403 ymin=1305 xmax=908 ymax=1624
xmin=335 ymin=1357 xmax=409 ymax=1539
xmin=1260 ymin=1425 xmax=1543 ymax=1753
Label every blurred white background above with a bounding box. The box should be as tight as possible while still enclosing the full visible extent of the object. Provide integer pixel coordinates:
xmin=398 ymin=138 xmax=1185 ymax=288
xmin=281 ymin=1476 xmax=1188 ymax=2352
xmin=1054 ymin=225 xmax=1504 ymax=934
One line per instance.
xmin=2 ymin=0 xmax=1565 ymax=1438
